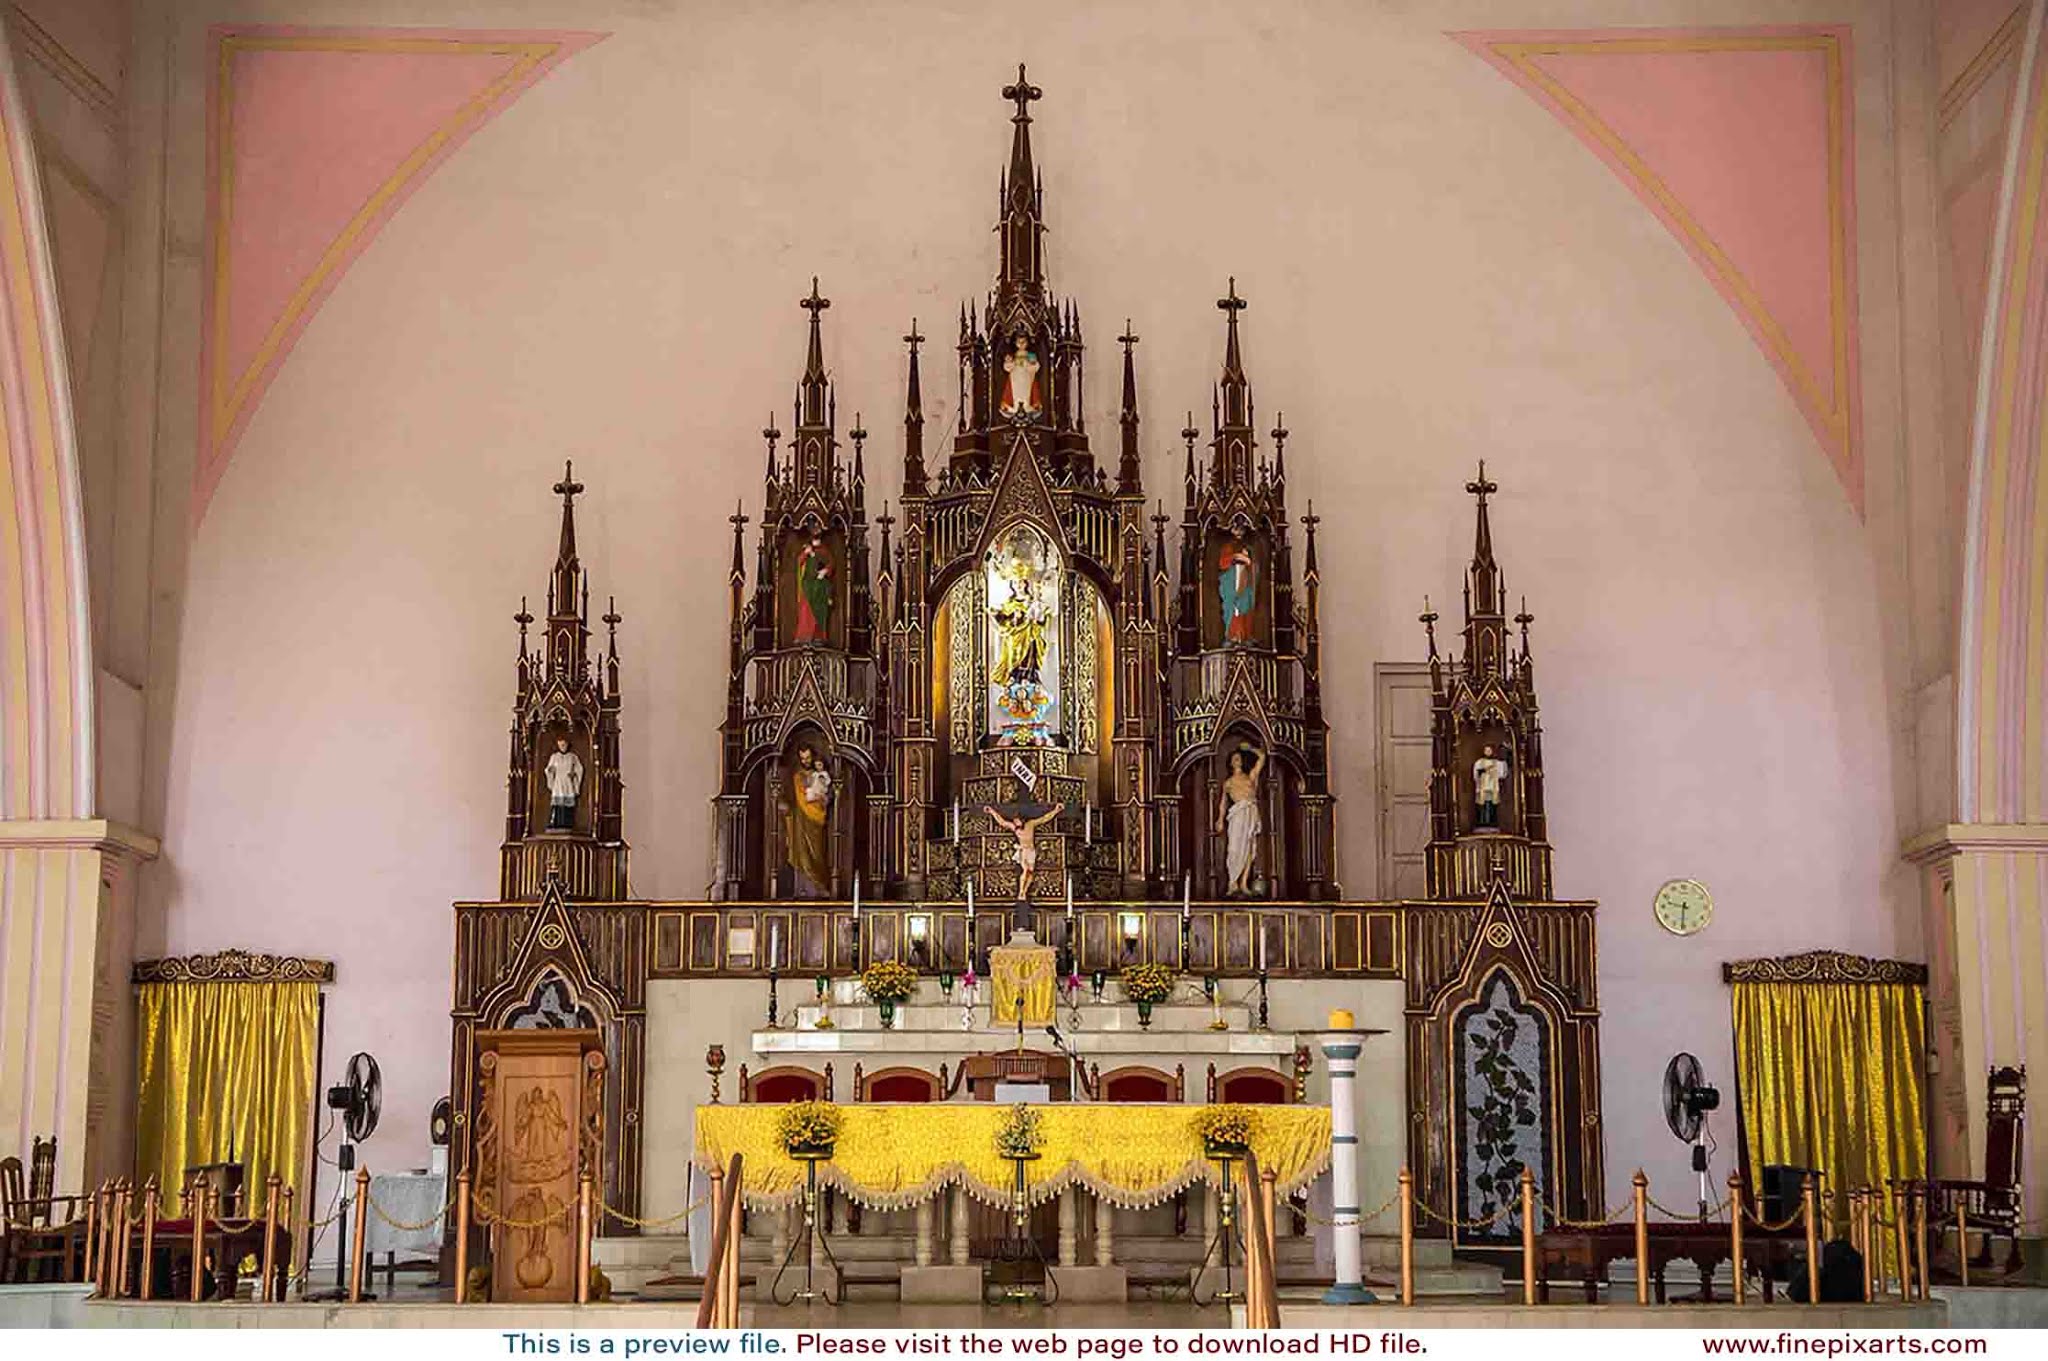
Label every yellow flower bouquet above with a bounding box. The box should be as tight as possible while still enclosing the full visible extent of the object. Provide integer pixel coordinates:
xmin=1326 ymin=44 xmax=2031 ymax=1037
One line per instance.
xmin=775 ymin=1100 xmax=843 ymax=1159
xmin=995 ymin=1103 xmax=1044 ymax=1161
xmin=1195 ymin=1104 xmax=1254 ymax=1156
xmin=1120 ymin=962 xmax=1177 ymax=1027
xmin=860 ymin=959 xmax=920 ymax=1030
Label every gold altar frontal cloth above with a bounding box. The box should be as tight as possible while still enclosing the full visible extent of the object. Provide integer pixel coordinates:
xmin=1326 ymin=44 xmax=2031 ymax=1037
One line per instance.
xmin=695 ymin=1103 xmax=1333 ymax=1210
xmin=990 ymin=941 xmax=1058 ymax=1025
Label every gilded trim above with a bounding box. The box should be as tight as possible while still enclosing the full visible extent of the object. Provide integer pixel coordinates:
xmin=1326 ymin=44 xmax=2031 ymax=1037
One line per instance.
xmin=3 ymin=5 xmax=118 ymax=128
xmin=132 ymin=949 xmax=336 ymax=984
xmin=1941 ymin=3 xmax=2027 ymax=130
xmin=1720 ymin=949 xmax=1928 ymax=986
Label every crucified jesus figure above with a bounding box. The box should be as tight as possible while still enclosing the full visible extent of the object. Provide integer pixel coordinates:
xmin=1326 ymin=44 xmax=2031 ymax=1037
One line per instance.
xmin=985 ymin=802 xmax=1065 ymax=902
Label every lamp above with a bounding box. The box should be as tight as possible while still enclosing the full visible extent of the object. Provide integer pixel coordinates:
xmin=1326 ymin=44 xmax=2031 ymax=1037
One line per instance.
xmin=907 ymin=913 xmax=931 ymax=963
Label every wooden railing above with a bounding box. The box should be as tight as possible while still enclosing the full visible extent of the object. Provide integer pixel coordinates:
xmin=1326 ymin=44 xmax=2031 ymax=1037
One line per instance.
xmin=695 ymin=1154 xmax=746 ymax=1329
xmin=1237 ymin=1146 xmax=1282 ymax=1328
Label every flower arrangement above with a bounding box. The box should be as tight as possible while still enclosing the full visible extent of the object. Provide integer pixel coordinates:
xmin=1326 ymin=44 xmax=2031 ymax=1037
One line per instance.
xmin=775 ymin=1100 xmax=843 ymax=1157
xmin=995 ymin=1103 xmax=1044 ymax=1160
xmin=860 ymin=959 xmax=919 ymax=1004
xmin=1195 ymin=1104 xmax=1254 ymax=1155
xmin=1119 ymin=962 xmax=1177 ymax=1005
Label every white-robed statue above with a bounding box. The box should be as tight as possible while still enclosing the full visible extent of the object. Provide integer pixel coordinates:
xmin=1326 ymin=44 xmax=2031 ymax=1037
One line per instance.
xmin=1215 ymin=745 xmax=1266 ymax=897
xmin=544 ymin=736 xmax=583 ymax=831
xmin=1472 ymin=743 xmax=1509 ymax=829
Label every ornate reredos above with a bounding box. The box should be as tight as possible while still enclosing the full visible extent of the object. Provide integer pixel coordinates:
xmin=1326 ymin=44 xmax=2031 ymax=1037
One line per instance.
xmin=132 ymin=949 xmax=335 ymax=984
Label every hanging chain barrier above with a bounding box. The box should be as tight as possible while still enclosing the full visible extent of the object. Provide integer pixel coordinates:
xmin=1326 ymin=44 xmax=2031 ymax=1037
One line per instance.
xmin=1742 ymin=1201 xmax=1807 ymax=1233
xmin=474 ymin=1198 xmax=575 ymax=1231
xmin=1414 ymin=1197 xmax=1516 ymax=1231
xmin=1647 ymin=1191 xmax=1733 ymax=1222
xmin=1543 ymin=1192 xmax=1634 ymax=1230
xmin=365 ymin=1187 xmax=459 ymax=1233
xmin=1290 ymin=1185 xmax=1404 ymax=1229
xmin=601 ymin=1193 xmax=711 ymax=1231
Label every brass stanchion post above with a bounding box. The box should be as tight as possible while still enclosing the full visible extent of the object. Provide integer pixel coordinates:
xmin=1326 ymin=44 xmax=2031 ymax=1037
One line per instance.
xmin=1520 ymin=1167 xmax=1537 ymax=1305
xmin=454 ymin=1173 xmax=472 ymax=1304
xmin=281 ymin=1186 xmax=296 ymax=1296
xmin=1889 ymin=1184 xmax=1909 ymax=1302
xmin=113 ymin=1181 xmax=132 ymax=1298
xmin=1913 ymin=1184 xmax=1930 ymax=1301
xmin=1632 ymin=1170 xmax=1650 ymax=1306
xmin=1729 ymin=1173 xmax=1746 ymax=1306
xmin=1853 ymin=1189 xmax=1870 ymax=1302
xmin=261 ymin=1175 xmax=282 ymax=1303
xmin=1398 ymin=1168 xmax=1415 ymax=1306
xmin=190 ymin=1181 xmax=209 ymax=1302
xmin=577 ymin=1171 xmax=594 ymax=1305
xmin=1802 ymin=1174 xmax=1820 ymax=1306
xmin=348 ymin=1167 xmax=370 ymax=1303
xmin=87 ymin=1183 xmax=104 ymax=1293
xmin=140 ymin=1180 xmax=159 ymax=1302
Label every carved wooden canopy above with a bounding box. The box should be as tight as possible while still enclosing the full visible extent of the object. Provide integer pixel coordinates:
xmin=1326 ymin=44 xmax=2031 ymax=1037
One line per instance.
xmin=1720 ymin=949 xmax=1928 ymax=986
xmin=132 ymin=949 xmax=335 ymax=984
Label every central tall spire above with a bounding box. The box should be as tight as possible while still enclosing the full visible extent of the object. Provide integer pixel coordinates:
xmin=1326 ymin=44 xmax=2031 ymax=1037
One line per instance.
xmin=998 ymin=64 xmax=1045 ymax=290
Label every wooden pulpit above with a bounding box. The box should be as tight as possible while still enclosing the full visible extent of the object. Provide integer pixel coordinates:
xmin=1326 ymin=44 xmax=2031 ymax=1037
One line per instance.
xmin=471 ymin=1028 xmax=605 ymax=1303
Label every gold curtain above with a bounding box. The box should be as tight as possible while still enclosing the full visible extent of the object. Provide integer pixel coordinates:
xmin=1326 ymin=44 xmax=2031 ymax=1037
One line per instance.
xmin=1731 ymin=979 xmax=1926 ymax=1238
xmin=134 ymin=980 xmax=319 ymax=1197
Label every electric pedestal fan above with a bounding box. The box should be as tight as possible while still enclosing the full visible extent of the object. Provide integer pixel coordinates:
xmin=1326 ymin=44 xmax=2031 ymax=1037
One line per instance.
xmin=1662 ymin=1052 xmax=1722 ymax=1219
xmin=309 ymin=1052 xmax=382 ymax=1300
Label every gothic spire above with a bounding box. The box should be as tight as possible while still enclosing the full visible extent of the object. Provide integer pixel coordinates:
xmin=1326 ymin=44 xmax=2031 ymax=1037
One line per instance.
xmin=997 ymin=64 xmax=1045 ymax=290
xmin=1466 ymin=460 xmax=1500 ymax=617
xmin=1117 ymin=321 xmax=1142 ymax=495
xmin=799 ymin=278 xmax=830 ymax=428
xmin=550 ymin=460 xmax=584 ymax=619
xmin=903 ymin=321 xmax=928 ymax=495
xmin=1217 ymin=278 xmax=1250 ymax=432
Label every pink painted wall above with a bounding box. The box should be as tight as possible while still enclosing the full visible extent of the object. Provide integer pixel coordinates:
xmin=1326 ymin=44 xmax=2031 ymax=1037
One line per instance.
xmin=122 ymin=0 xmax=1937 ymax=1209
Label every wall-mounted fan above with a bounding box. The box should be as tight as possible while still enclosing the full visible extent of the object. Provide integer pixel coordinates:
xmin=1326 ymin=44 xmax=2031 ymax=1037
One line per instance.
xmin=1662 ymin=1052 xmax=1722 ymax=1219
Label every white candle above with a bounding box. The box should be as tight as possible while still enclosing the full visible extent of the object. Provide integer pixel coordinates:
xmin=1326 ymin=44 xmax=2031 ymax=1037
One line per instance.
xmin=1065 ymin=873 xmax=1074 ymax=916
xmin=853 ymin=872 xmax=862 ymax=919
xmin=967 ymin=876 xmax=975 ymax=919
xmin=1257 ymin=925 xmax=1266 ymax=972
xmin=953 ymin=799 xmax=961 ymax=842
xmin=1084 ymin=805 xmax=1093 ymax=844
xmin=770 ymin=921 xmax=781 ymax=969
xmin=1182 ymin=872 xmax=1192 ymax=920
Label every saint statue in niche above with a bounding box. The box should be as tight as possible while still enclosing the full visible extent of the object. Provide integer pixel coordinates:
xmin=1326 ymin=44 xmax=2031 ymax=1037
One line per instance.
xmin=786 ymin=744 xmax=833 ymax=897
xmin=1215 ymin=744 xmax=1265 ymax=896
xmin=544 ymin=736 xmax=583 ymax=831
xmin=1218 ymin=539 xmax=1258 ymax=644
xmin=1472 ymin=744 xmax=1509 ymax=829
xmin=986 ymin=802 xmax=1064 ymax=901
xmin=1000 ymin=334 xmax=1043 ymax=416
xmin=795 ymin=537 xmax=834 ymax=643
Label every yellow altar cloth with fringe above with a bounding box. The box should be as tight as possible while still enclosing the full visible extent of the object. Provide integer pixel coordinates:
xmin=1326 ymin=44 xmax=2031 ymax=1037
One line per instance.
xmin=989 ymin=942 xmax=1058 ymax=1025
xmin=694 ymin=1102 xmax=1331 ymax=1210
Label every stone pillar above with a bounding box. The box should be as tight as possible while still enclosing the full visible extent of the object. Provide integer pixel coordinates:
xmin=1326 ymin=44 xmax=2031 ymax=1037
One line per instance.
xmin=1057 ymin=1187 xmax=1077 ymax=1267
xmin=1094 ymin=1194 xmax=1115 ymax=1267
xmin=1319 ymin=1028 xmax=1377 ymax=1304
xmin=914 ymin=1195 xmax=934 ymax=1267
xmin=949 ymin=1186 xmax=970 ymax=1267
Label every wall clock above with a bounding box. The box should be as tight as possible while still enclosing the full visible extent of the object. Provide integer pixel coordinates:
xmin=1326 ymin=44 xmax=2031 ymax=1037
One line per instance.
xmin=1653 ymin=878 xmax=1714 ymax=936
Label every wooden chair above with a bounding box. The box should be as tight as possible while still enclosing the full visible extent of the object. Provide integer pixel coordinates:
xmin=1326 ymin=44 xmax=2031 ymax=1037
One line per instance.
xmin=1926 ymin=1065 xmax=2026 ymax=1275
xmin=1 ymin=1139 xmax=89 ymax=1283
xmin=1209 ymin=1065 xmax=1292 ymax=1105
xmin=1097 ymin=1064 xmax=1184 ymax=1102
xmin=854 ymin=1065 xmax=943 ymax=1102
xmin=738 ymin=1063 xmax=830 ymax=1103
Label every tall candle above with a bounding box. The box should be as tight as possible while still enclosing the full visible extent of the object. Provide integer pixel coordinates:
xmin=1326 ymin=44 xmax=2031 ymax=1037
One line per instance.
xmin=1065 ymin=873 xmax=1074 ymax=917
xmin=1257 ymin=925 xmax=1266 ymax=972
xmin=853 ymin=872 xmax=862 ymax=919
xmin=953 ymin=799 xmax=961 ymax=842
xmin=1182 ymin=872 xmax=1192 ymax=920
xmin=770 ymin=921 xmax=781 ymax=970
xmin=966 ymin=876 xmax=975 ymax=919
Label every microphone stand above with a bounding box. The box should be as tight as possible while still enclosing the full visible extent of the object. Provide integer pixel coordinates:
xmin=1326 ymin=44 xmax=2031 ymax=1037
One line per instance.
xmin=1044 ymin=1026 xmax=1089 ymax=1101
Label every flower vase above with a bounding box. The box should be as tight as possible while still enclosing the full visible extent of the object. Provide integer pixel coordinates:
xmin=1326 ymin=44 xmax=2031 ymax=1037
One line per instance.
xmin=879 ymin=998 xmax=898 ymax=1030
xmin=1137 ymin=1000 xmax=1154 ymax=1029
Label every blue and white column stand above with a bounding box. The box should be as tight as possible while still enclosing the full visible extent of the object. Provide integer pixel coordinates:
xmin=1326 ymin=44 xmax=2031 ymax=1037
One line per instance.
xmin=1319 ymin=1027 xmax=1377 ymax=1303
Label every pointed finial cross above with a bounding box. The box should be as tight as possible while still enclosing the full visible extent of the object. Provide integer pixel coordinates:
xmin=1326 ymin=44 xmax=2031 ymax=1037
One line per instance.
xmin=1181 ymin=414 xmax=1200 ymax=446
xmin=903 ymin=320 xmax=924 ymax=355
xmin=1118 ymin=321 xmax=1140 ymax=353
xmin=1466 ymin=459 xmax=1497 ymax=502
xmin=801 ymin=277 xmax=830 ymax=318
xmin=1302 ymin=501 xmax=1321 ymax=534
xmin=762 ymin=416 xmax=781 ymax=452
xmin=1271 ymin=415 xmax=1289 ymax=450
xmin=603 ymin=596 xmax=621 ymax=641
xmin=850 ymin=415 xmax=868 ymax=449
xmin=553 ymin=460 xmax=583 ymax=505
xmin=1002 ymin=63 xmax=1042 ymax=121
xmin=1217 ymin=278 xmax=1247 ymax=317
xmin=729 ymin=503 xmax=750 ymax=533
xmin=515 ymin=596 xmax=534 ymax=633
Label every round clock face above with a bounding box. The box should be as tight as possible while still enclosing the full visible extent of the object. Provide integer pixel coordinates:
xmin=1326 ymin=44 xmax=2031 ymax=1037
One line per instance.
xmin=1654 ymin=879 xmax=1713 ymax=936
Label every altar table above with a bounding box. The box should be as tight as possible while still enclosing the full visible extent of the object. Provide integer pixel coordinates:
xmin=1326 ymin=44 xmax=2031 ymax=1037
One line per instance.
xmin=693 ymin=1102 xmax=1330 ymax=1210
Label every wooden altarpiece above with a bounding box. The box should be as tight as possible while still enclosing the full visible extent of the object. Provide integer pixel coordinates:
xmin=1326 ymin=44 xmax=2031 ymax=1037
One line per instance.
xmin=469 ymin=1027 xmax=604 ymax=1303
xmin=707 ymin=66 xmax=1335 ymax=906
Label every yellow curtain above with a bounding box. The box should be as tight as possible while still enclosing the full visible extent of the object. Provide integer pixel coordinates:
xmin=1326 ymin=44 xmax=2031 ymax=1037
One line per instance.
xmin=134 ymin=981 xmax=319 ymax=1199
xmin=1731 ymin=979 xmax=1925 ymax=1242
